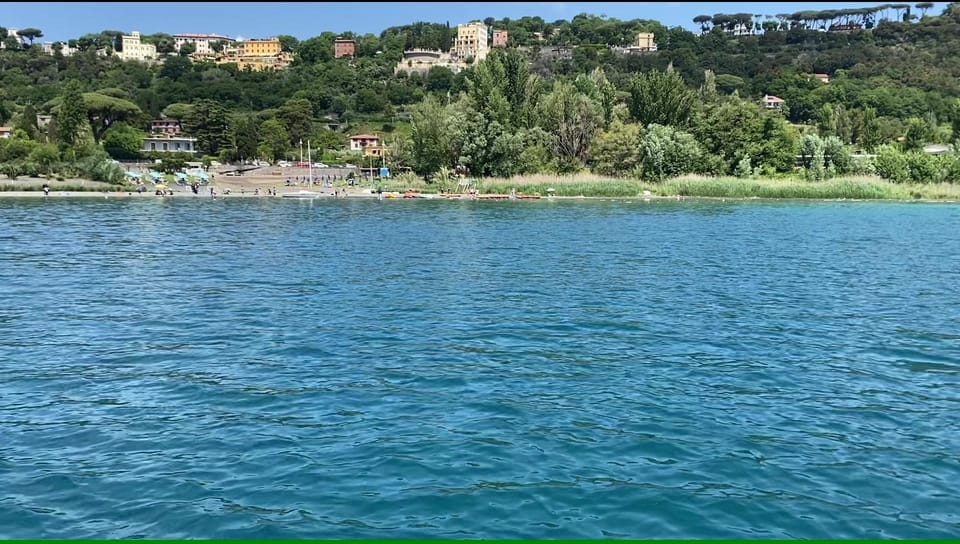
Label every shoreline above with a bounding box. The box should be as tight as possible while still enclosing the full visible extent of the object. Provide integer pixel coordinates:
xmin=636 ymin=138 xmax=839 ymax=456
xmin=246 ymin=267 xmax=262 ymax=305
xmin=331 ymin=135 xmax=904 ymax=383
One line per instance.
xmin=0 ymin=189 xmax=956 ymax=204
xmin=3 ymin=174 xmax=960 ymax=203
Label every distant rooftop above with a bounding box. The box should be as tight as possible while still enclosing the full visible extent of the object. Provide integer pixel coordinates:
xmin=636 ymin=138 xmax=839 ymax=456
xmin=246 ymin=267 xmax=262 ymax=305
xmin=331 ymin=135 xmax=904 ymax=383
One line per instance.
xmin=174 ymin=33 xmax=233 ymax=39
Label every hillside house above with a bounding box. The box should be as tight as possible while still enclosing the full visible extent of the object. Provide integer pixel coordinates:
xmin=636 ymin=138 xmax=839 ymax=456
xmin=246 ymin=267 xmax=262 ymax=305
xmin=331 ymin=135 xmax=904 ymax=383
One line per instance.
xmin=151 ymin=119 xmax=182 ymax=136
xmin=142 ymin=135 xmax=197 ymax=154
xmin=762 ymin=95 xmax=785 ymax=110
xmin=349 ymin=134 xmax=380 ymax=152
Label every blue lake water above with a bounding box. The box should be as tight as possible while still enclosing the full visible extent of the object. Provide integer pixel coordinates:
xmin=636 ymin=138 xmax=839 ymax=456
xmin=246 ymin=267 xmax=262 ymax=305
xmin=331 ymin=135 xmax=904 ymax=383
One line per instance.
xmin=1 ymin=197 xmax=959 ymax=538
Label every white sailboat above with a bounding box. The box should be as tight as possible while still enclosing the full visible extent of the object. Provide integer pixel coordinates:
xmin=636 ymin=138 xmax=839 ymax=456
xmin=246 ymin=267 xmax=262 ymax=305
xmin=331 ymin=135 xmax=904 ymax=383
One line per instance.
xmin=282 ymin=139 xmax=321 ymax=199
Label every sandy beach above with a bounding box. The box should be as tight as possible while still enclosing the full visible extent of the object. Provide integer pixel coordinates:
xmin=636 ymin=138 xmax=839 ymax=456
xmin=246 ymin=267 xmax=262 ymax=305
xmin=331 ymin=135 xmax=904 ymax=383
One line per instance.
xmin=0 ymin=169 xmax=380 ymax=199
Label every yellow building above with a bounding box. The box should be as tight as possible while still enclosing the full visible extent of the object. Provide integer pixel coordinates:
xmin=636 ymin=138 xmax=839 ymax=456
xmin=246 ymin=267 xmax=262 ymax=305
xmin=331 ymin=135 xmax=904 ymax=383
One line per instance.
xmin=454 ymin=21 xmax=488 ymax=61
xmin=117 ymin=31 xmax=157 ymax=62
xmin=240 ymin=38 xmax=282 ymax=56
xmin=216 ymin=37 xmax=291 ymax=71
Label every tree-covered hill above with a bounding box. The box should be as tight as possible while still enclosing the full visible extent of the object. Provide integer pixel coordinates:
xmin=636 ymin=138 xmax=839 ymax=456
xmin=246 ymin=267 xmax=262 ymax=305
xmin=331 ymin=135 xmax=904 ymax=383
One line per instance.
xmin=1 ymin=3 xmax=959 ymax=184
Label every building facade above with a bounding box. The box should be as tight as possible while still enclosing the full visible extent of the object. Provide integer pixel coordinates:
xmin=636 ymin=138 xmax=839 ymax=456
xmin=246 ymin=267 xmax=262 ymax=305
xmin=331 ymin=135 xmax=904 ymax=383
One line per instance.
xmin=142 ymin=136 xmax=197 ymax=154
xmin=1 ymin=29 xmax=25 ymax=49
xmin=216 ymin=37 xmax=292 ymax=71
xmin=36 ymin=115 xmax=53 ymax=130
xmin=41 ymin=41 xmax=78 ymax=56
xmin=393 ymin=49 xmax=465 ymax=75
xmin=239 ymin=37 xmax=281 ymax=56
xmin=454 ymin=21 xmax=489 ymax=61
xmin=334 ymin=38 xmax=356 ymax=58
xmin=117 ymin=31 xmax=157 ymax=62
xmin=762 ymin=95 xmax=785 ymax=109
xmin=492 ymin=30 xmax=508 ymax=48
xmin=631 ymin=32 xmax=657 ymax=51
xmin=174 ymin=33 xmax=233 ymax=55
xmin=151 ymin=119 xmax=182 ymax=136
xmin=727 ymin=23 xmax=754 ymax=37
xmin=349 ymin=134 xmax=380 ymax=152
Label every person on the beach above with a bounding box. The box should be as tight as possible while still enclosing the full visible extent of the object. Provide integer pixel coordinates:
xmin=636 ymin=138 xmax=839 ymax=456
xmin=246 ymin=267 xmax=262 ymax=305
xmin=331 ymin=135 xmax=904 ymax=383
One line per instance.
xmin=42 ymin=183 xmax=50 ymax=196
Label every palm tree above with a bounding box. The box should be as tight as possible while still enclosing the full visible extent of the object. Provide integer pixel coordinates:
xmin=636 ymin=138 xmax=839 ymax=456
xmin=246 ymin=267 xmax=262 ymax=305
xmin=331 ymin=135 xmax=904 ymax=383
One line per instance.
xmin=915 ymin=2 xmax=933 ymax=18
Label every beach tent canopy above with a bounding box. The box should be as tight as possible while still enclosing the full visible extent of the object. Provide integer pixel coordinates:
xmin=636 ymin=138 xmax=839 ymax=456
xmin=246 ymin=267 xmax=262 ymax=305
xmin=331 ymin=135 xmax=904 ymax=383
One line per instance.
xmin=125 ymin=171 xmax=142 ymax=179
xmin=148 ymin=171 xmax=163 ymax=181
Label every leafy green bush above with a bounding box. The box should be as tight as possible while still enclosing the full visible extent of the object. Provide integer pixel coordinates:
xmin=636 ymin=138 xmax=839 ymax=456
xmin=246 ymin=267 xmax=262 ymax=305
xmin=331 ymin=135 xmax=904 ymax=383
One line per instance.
xmin=76 ymin=149 xmax=126 ymax=184
xmin=872 ymin=145 xmax=909 ymax=183
xmin=1 ymin=162 xmax=22 ymax=180
xmin=905 ymin=152 xmax=940 ymax=183
xmin=943 ymin=154 xmax=960 ymax=183
xmin=637 ymin=124 xmax=701 ymax=182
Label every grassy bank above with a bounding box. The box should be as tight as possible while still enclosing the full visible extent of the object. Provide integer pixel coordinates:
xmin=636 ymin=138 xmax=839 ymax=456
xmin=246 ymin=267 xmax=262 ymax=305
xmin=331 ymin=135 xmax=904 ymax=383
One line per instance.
xmin=384 ymin=173 xmax=960 ymax=200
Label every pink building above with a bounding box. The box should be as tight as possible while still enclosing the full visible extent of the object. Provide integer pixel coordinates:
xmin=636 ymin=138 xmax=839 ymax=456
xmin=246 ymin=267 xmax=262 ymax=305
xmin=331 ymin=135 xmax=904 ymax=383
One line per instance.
xmin=335 ymin=38 xmax=356 ymax=58
xmin=151 ymin=119 xmax=182 ymax=136
xmin=492 ymin=30 xmax=508 ymax=48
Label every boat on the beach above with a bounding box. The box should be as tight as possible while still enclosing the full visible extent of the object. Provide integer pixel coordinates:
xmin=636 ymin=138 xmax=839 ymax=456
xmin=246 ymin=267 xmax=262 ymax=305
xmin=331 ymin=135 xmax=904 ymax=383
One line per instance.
xmin=282 ymin=140 xmax=320 ymax=199
xmin=282 ymin=190 xmax=321 ymax=199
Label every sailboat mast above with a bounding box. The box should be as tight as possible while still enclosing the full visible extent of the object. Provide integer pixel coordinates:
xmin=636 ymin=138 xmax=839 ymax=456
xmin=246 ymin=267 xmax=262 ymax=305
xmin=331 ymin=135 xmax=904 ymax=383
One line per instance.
xmin=307 ymin=140 xmax=313 ymax=187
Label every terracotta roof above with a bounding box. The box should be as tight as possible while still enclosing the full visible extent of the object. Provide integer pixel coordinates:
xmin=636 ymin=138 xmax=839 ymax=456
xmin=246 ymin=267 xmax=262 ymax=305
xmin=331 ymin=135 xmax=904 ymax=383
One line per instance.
xmin=763 ymin=95 xmax=785 ymax=103
xmin=350 ymin=134 xmax=379 ymax=139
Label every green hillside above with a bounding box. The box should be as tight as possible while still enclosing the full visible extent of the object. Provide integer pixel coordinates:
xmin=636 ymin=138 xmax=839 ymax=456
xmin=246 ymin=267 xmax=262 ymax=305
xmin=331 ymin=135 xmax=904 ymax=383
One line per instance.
xmin=1 ymin=3 xmax=959 ymax=185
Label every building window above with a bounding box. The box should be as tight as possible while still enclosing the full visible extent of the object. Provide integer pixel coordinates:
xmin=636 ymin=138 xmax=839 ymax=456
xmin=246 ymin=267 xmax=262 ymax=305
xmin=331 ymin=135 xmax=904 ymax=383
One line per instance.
xmin=163 ymin=142 xmax=168 ymax=151
xmin=151 ymin=142 xmax=156 ymax=150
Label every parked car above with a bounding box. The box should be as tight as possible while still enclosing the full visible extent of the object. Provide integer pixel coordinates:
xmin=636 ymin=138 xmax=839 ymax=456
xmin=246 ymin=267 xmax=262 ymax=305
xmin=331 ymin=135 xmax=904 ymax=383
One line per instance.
xmin=312 ymin=162 xmax=328 ymax=168
xmin=277 ymin=161 xmax=292 ymax=167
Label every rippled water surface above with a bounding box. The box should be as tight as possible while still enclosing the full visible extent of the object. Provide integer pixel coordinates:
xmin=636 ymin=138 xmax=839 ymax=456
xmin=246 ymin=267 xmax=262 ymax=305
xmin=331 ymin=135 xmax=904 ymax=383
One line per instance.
xmin=1 ymin=197 xmax=959 ymax=538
